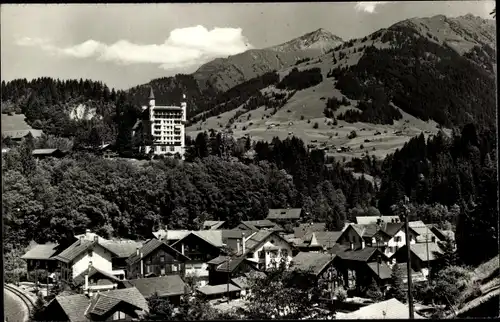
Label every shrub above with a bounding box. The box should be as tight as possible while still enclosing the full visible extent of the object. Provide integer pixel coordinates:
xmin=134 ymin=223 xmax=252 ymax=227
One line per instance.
xmin=313 ymin=122 xmax=319 ymax=129
xmin=347 ymin=130 xmax=357 ymax=139
xmin=360 ymin=144 xmax=364 ymax=150
xmin=307 ymin=119 xmax=311 ymax=124
xmin=28 ymin=269 xmax=49 ymax=283
xmin=335 ymin=288 xmax=347 ymax=302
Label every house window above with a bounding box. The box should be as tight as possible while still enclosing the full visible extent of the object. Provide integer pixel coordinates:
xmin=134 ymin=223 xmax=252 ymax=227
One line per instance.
xmin=113 ymin=311 xmax=126 ymax=320
xmin=146 ymin=265 xmax=151 ymax=273
xmin=161 ymin=146 xmax=166 ymax=152
xmin=161 ymin=268 xmax=165 ymax=275
xmin=160 ymin=256 xmax=165 ymax=263
xmin=172 ymin=264 xmax=178 ymax=272
xmin=281 ymin=249 xmax=288 ymax=258
xmin=394 ymin=236 xmax=401 ymax=242
xmin=170 ymin=146 xmax=175 ymax=152
xmin=431 ymin=236 xmax=436 ymax=242
xmin=186 ymin=263 xmax=192 ymax=269
xmin=194 ymin=263 xmax=203 ymax=269
xmin=87 ymin=250 xmax=93 ymax=257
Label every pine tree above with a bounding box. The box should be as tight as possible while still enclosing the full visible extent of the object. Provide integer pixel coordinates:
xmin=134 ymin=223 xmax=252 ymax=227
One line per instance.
xmin=388 ymin=264 xmax=406 ymax=302
xmin=365 ymin=278 xmax=384 ymax=301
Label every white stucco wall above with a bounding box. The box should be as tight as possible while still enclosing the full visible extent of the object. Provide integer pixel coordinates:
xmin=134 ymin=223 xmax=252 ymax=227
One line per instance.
xmin=384 ymin=229 xmax=417 ymax=258
xmin=247 ymin=237 xmax=293 ymax=270
xmin=72 ymin=245 xmax=113 ymax=278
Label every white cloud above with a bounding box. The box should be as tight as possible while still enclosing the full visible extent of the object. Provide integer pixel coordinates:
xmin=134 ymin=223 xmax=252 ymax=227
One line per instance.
xmin=354 ymin=2 xmax=388 ymax=14
xmin=15 ymin=25 xmax=252 ymax=70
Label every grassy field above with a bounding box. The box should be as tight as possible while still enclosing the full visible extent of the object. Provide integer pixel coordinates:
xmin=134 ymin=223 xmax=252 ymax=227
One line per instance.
xmin=1 ymin=113 xmax=33 ymax=132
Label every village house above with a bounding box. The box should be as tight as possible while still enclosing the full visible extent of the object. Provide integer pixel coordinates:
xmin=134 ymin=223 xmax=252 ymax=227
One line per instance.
xmin=328 ymin=243 xmax=389 ymax=290
xmin=391 ymin=243 xmax=444 ymax=278
xmin=32 ymin=148 xmax=66 ymax=159
xmin=99 ymin=239 xmax=144 ymax=279
xmin=292 ymin=231 xmax=343 ymax=253
xmin=196 ymin=284 xmax=242 ymax=301
xmin=72 ymin=263 xmax=129 ymax=295
xmin=21 ymin=242 xmax=66 ymax=278
xmin=355 ymin=216 xmax=400 ymax=225
xmin=40 ymin=287 xmax=148 ymax=322
xmin=291 ymin=252 xmax=338 ymax=293
xmin=126 ymin=238 xmax=190 ymax=279
xmin=337 ymin=222 xmax=419 ymax=258
xmin=242 ymin=230 xmax=294 ymax=271
xmin=169 ymin=231 xmax=225 ymax=287
xmin=235 ymin=220 xmax=284 ymax=233
xmin=99 ymin=143 xmax=119 ymax=159
xmin=409 ymin=221 xmax=439 ymax=244
xmin=53 ymin=233 xmax=115 ymax=285
xmin=2 ymin=129 xmax=44 ymax=142
xmin=221 ymin=230 xmax=247 ymax=253
xmin=124 ymin=275 xmax=186 ymax=306
xmin=206 ymin=255 xmax=262 ymax=286
xmin=266 ymin=208 xmax=303 ymax=231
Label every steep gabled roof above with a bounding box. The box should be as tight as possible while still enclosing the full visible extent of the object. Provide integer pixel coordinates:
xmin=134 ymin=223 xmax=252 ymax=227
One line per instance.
xmin=239 ymin=220 xmax=284 ymax=232
xmin=126 ymin=275 xmax=186 ymax=298
xmin=329 ymin=244 xmax=386 ymax=262
xmin=21 ymin=243 xmax=60 ymax=260
xmin=206 ymin=255 xmax=248 ymax=273
xmin=267 ymin=208 xmax=302 ymax=220
xmin=340 ymin=298 xmax=425 ymax=319
xmin=53 ymin=239 xmax=100 ymax=264
xmin=197 ymin=284 xmax=241 ymax=296
xmin=203 ymin=221 xmax=226 ymax=230
xmin=73 ymin=266 xmax=122 ymax=287
xmin=100 ymin=240 xmax=144 ymax=258
xmin=126 ymin=239 xmax=189 ymax=265
xmin=409 ymin=243 xmax=443 ymax=262
xmin=292 ymin=252 xmax=335 ymax=276
xmin=293 ymin=223 xmax=327 ymax=238
xmin=367 ymin=262 xmax=393 ymax=280
xmin=170 ymin=231 xmax=223 ymax=250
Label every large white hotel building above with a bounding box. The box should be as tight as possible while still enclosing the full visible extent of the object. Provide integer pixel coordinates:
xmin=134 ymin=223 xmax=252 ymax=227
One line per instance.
xmin=134 ymin=87 xmax=187 ymax=158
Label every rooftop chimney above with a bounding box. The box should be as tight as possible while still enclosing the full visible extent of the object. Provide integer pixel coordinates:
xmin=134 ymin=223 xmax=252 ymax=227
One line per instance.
xmin=242 ymin=233 xmax=246 ymax=254
xmin=140 ymin=252 xmax=144 ymax=277
xmin=136 ymin=247 xmax=140 ymax=256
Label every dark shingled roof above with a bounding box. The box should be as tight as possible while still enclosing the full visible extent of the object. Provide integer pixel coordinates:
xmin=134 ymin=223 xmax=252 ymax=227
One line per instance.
xmin=301 ymin=231 xmax=342 ymax=249
xmin=239 ymin=220 xmax=283 ymax=232
xmin=72 ymin=266 xmax=122 ymax=287
xmin=207 ymin=255 xmax=248 ymax=273
xmin=126 ymin=275 xmax=186 ymax=298
xmin=267 ymin=208 xmax=302 ymax=220
xmin=21 ymin=243 xmax=60 ymax=260
xmin=329 ymin=244 xmax=384 ymax=262
xmin=243 ymin=231 xmax=275 ymax=252
xmin=293 ymin=223 xmax=327 ymax=238
xmin=126 ymin=239 xmax=189 ymax=265
xmin=100 ymin=240 xmax=144 ymax=258
xmin=367 ymin=262 xmax=393 ymax=280
xmin=231 ymin=277 xmax=249 ymax=289
xmin=197 ymin=284 xmax=241 ymax=296
xmin=53 ymin=239 xmax=97 ymax=264
xmin=292 ymin=252 xmax=335 ymax=276
xmin=53 ymin=287 xmax=148 ymax=322
xmin=203 ymin=221 xmax=226 ymax=230
xmin=409 ymin=243 xmax=443 ymax=262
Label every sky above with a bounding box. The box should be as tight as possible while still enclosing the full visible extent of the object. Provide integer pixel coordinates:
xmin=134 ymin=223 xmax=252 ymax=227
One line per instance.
xmin=1 ymin=1 xmax=495 ymax=90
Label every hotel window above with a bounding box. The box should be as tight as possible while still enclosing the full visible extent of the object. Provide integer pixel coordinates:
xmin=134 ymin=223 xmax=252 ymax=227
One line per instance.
xmin=170 ymin=146 xmax=175 ymax=152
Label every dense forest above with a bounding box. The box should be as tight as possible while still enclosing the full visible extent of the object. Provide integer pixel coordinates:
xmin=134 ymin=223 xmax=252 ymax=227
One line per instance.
xmin=328 ymin=27 xmax=496 ymax=129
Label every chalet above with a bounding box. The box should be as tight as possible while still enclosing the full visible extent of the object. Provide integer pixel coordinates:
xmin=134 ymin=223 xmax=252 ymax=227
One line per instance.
xmin=21 ymin=242 xmax=64 ymax=277
xmin=196 ymin=283 xmax=242 ymax=301
xmin=329 ymin=244 xmax=389 ymax=290
xmin=99 ymin=239 xmax=144 ymax=278
xmin=2 ymin=129 xmax=43 ymax=141
xmin=230 ymin=271 xmax=267 ymax=298
xmin=427 ymin=225 xmax=455 ymax=243
xmin=152 ymin=228 xmax=191 ymax=243
xmin=72 ymin=263 xmax=128 ymax=294
xmin=366 ymin=261 xmax=393 ymax=289
xmin=337 ymin=222 xmax=419 ymax=258
xmin=202 ymin=221 xmax=227 ymax=230
xmin=39 ymin=287 xmax=148 ymax=322
xmin=242 ymin=230 xmax=294 ymax=271
xmin=409 ymin=221 xmax=438 ymax=244
xmin=206 ymin=255 xmax=262 ymax=286
xmin=99 ymin=143 xmax=119 ymax=159
xmin=53 ymin=234 xmax=115 ymax=285
xmin=124 ymin=275 xmax=186 ymax=306
xmin=391 ymin=243 xmax=444 ymax=278
xmin=266 ymin=208 xmax=302 ymax=227
xmin=235 ymin=220 xmax=284 ymax=233
xmin=32 ymin=148 xmax=66 ymax=159
xmin=170 ymin=231 xmax=224 ymax=286
xmin=126 ymin=238 xmax=190 ymax=279
xmin=293 ymin=222 xmax=327 ymax=238
xmin=221 ymin=230 xmax=247 ymax=254
xmin=291 ymin=252 xmax=338 ymax=291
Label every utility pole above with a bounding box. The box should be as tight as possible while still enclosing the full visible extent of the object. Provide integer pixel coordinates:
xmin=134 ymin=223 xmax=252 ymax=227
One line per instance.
xmin=402 ymin=197 xmax=415 ymax=319
xmin=426 ymin=224 xmax=430 ymax=286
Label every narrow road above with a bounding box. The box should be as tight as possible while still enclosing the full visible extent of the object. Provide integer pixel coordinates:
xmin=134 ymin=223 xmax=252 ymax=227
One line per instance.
xmin=4 ymin=288 xmax=28 ymax=322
